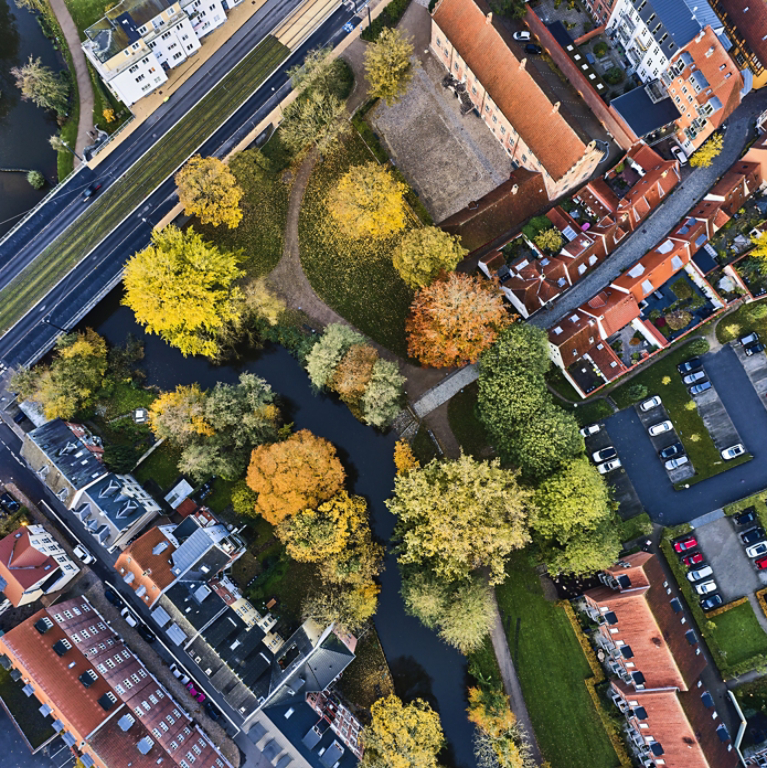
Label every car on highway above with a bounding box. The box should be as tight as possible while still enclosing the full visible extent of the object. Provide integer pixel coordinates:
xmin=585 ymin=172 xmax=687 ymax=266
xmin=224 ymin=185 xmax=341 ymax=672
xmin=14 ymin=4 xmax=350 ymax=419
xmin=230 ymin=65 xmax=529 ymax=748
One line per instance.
xmin=757 ymin=555 xmax=767 ymax=571
xmin=670 ymin=143 xmax=688 ymax=165
xmin=686 ymin=565 xmax=713 ymax=582
xmin=580 ymin=423 xmax=600 ymax=437
xmin=659 ymin=442 xmax=684 ymax=460
xmin=689 ymin=381 xmax=712 ymax=396
xmin=694 ymin=579 xmax=718 ymax=595
xmin=82 ymin=181 xmax=102 ymax=200
xmin=513 ymin=31 xmax=531 ymax=41
xmin=639 ymin=396 xmax=662 ymax=412
xmin=73 ymin=544 xmax=96 ymax=565
xmin=682 ymin=371 xmax=707 ymax=386
xmin=597 ymin=458 xmax=621 ymax=474
xmin=677 ymin=358 xmax=702 ymax=375
xmin=120 ymin=606 xmax=139 ymax=628
xmin=524 ymin=43 xmax=543 ymax=54
xmin=104 ymin=586 xmax=122 ymax=606
xmin=740 ymin=331 xmax=760 ymax=347
xmin=674 ymin=535 xmax=697 ymax=553
xmin=745 ymin=341 xmax=766 ymax=356
xmin=700 ymin=594 xmax=723 ymax=611
xmin=137 ymin=624 xmax=156 ymax=644
xmin=170 ymin=664 xmax=191 ymax=686
xmin=592 ymin=446 xmax=617 ymax=463
xmin=747 ymin=542 xmax=767 ymax=559
xmin=734 ymin=508 xmax=757 ymax=526
xmin=682 ymin=552 xmax=704 ymax=567
xmin=721 ymin=443 xmax=746 ymax=460
xmin=648 ymin=420 xmax=673 ymax=436
xmin=665 ymin=455 xmax=689 ymax=471
xmin=741 ymin=527 xmax=766 ymax=545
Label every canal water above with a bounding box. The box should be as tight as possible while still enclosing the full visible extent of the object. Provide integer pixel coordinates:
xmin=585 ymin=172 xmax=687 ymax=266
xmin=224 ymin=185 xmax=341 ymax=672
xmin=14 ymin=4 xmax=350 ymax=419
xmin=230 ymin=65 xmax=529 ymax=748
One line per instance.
xmin=82 ymin=287 xmax=477 ymax=768
xmin=0 ymin=0 xmax=61 ymax=239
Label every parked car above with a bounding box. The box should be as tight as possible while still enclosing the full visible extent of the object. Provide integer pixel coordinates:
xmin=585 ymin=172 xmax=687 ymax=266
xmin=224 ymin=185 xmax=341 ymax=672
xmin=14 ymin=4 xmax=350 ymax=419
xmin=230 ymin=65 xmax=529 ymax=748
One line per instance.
xmin=746 ymin=542 xmax=767 ymax=559
xmin=0 ymin=493 xmax=20 ymax=513
xmin=204 ymin=700 xmax=221 ymax=721
xmin=682 ymin=371 xmax=707 ymax=386
xmin=682 ymin=552 xmax=704 ymax=567
xmin=734 ymin=508 xmax=757 ymax=526
xmin=745 ymin=341 xmax=766 ymax=356
xmin=674 ymin=535 xmax=698 ymax=553
xmin=740 ymin=331 xmax=760 ymax=347
xmin=689 ymin=381 xmax=712 ymax=396
xmin=120 ymin=606 xmax=138 ymax=628
xmin=104 ymin=586 xmax=122 ymax=606
xmin=648 ymin=420 xmax=673 ymax=436
xmin=757 ymin=555 xmax=767 ymax=571
xmin=592 ymin=446 xmax=618 ymax=463
xmin=186 ymin=683 xmax=206 ymax=703
xmin=639 ymin=396 xmax=662 ymax=412
xmin=665 ymin=455 xmax=690 ymax=471
xmin=686 ymin=565 xmax=714 ymax=582
xmin=513 ymin=31 xmax=531 ymax=41
xmin=670 ymin=143 xmax=688 ymax=165
xmin=677 ymin=358 xmax=702 ymax=374
xmin=700 ymin=594 xmax=723 ymax=611
xmin=597 ymin=458 xmax=621 ymax=474
xmin=524 ymin=43 xmax=543 ymax=54
xmin=580 ymin=423 xmax=601 ymax=437
xmin=741 ymin=527 xmax=766 ymax=545
xmin=170 ymin=663 xmax=191 ymax=686
xmin=137 ymin=624 xmax=156 ymax=644
xmin=73 ymin=544 xmax=95 ymax=565
xmin=694 ymin=579 xmax=718 ymax=595
xmin=721 ymin=443 xmax=746 ymax=460
xmin=659 ymin=442 xmax=684 ymax=460
xmin=82 ymin=181 xmax=102 ymax=200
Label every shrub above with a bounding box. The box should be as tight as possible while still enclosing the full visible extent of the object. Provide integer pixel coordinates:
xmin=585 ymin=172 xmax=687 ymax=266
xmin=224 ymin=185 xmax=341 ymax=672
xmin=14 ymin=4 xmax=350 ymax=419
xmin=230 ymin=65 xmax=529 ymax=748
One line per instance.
xmin=747 ymin=302 xmax=767 ymax=321
xmin=665 ymin=309 xmax=692 ymax=331
xmin=604 ymin=67 xmax=624 ymax=85
xmin=27 ymin=170 xmax=45 ymax=189
xmin=626 ymin=383 xmax=648 ymax=402
xmin=687 ymin=338 xmax=710 ymax=355
xmin=593 ymin=42 xmax=608 ymax=57
xmin=361 ymin=0 xmax=412 ymax=41
xmin=671 ymin=278 xmax=693 ymax=300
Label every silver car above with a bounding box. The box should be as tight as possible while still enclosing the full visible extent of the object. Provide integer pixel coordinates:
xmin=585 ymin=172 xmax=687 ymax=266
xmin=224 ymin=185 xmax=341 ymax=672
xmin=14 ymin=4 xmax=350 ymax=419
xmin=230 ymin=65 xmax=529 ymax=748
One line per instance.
xmin=682 ymin=370 xmax=707 ymax=386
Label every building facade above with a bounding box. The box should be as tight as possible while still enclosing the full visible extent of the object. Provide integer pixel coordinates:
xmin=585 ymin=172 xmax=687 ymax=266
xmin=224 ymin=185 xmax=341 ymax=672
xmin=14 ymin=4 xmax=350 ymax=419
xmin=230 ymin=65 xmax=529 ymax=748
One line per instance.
xmin=710 ymin=0 xmax=767 ymax=89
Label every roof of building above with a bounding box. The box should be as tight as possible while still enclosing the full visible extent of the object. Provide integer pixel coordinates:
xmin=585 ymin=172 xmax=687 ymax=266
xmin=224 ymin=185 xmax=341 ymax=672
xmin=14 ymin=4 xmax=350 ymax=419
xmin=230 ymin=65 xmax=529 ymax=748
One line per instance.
xmin=0 ymin=527 xmax=60 ymax=606
xmin=432 ymin=0 xmax=592 ymax=181
xmin=582 ymin=289 xmax=642 ymax=336
xmin=715 ymin=0 xmax=767 ymax=68
xmin=611 ymin=86 xmax=681 ymax=139
xmin=612 ymin=236 xmax=691 ymax=300
xmin=114 ymin=527 xmax=177 ymax=605
xmin=646 ymin=0 xmax=711 ymax=50
xmin=26 ymin=420 xmax=106 ymax=490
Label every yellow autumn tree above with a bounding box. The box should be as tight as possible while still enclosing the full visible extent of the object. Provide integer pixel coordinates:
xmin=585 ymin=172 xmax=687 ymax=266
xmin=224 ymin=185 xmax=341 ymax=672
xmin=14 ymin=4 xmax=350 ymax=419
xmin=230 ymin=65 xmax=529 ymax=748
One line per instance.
xmin=149 ymin=384 xmax=213 ymax=444
xmin=689 ymin=133 xmax=724 ymax=168
xmin=393 ymin=440 xmax=419 ymax=474
xmin=392 ymin=226 xmax=467 ymax=289
xmin=364 ymin=27 xmax=415 ymax=106
xmin=122 ymin=226 xmax=244 ymax=358
xmin=468 ymin=687 xmax=532 ymax=768
xmin=175 ymin=155 xmax=244 ymax=228
xmin=328 ymin=163 xmax=407 ymax=239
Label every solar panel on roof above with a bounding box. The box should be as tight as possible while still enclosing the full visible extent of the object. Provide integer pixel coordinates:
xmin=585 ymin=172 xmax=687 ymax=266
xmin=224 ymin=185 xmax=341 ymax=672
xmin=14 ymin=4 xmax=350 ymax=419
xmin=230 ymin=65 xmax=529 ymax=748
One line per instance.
xmin=302 ymin=726 xmax=323 ymax=749
xmin=632 ymin=671 xmax=645 ymax=685
xmin=617 ymin=575 xmax=631 ymax=588
xmin=620 ymin=645 xmax=634 ymax=659
xmin=605 ymin=611 xmax=618 ymax=625
xmin=166 ymin=623 xmax=188 ymax=646
xmin=685 ymin=629 xmax=698 ymax=645
xmin=320 ymin=741 xmax=344 ymax=767
xmin=670 ymin=598 xmax=682 ymax=613
xmin=650 ymin=742 xmax=664 ymax=756
xmin=633 ymin=707 xmax=648 ymax=720
xmin=717 ymin=724 xmax=730 ymax=742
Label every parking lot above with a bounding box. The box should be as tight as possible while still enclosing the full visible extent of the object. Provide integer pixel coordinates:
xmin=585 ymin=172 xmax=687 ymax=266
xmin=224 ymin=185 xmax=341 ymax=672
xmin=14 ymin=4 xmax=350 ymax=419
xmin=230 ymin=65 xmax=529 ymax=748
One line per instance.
xmin=633 ymin=399 xmax=695 ymax=484
xmin=692 ymin=368 xmax=744 ymax=454
xmin=731 ymin=340 xmax=767 ymax=408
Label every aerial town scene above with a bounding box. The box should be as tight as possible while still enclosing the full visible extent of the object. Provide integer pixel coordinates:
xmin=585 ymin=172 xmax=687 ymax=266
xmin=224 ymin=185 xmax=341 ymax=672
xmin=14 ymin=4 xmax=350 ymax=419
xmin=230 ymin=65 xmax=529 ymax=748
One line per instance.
xmin=5 ymin=0 xmax=767 ymax=764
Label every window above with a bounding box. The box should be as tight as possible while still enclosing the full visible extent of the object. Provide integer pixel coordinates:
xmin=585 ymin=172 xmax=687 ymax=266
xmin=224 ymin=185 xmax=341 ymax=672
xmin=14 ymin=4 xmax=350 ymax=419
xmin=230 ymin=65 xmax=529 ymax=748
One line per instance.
xmin=725 ymin=72 xmax=732 ymax=79
xmin=160 ymin=721 xmax=169 ymax=732
xmin=193 ymin=744 xmax=201 ymax=755
xmin=123 ymin=680 xmax=133 ymax=690
xmin=436 ymin=37 xmax=441 ymax=47
xmin=132 ymin=674 xmax=141 ymax=684
xmin=135 ymin=706 xmax=144 ymax=717
xmin=153 ymin=728 xmax=162 ymax=739
xmin=136 ymin=74 xmax=146 ymax=83
xmin=149 ymin=694 xmax=158 ymax=705
xmin=500 ymin=126 xmax=506 ymax=135
xmin=171 ymin=742 xmax=178 ymax=751
xmin=142 ymin=702 xmax=150 ymax=712
xmin=173 ymin=709 xmax=181 ymax=719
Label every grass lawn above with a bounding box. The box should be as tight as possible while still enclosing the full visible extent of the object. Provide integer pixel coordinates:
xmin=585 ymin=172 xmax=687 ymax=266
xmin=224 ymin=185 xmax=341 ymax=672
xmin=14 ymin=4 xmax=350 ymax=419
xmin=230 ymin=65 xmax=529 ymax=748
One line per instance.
xmin=447 ymin=381 xmax=494 ymax=458
xmin=62 ymin=0 xmax=109 ymax=37
xmin=466 ymin=635 xmax=503 ymax=689
xmin=716 ymin=299 xmax=767 ymax=344
xmin=725 ymin=488 xmax=767 ymax=530
xmin=134 ymin=442 xmax=182 ymax=491
xmin=298 ymin=131 xmax=415 ymax=356
xmin=617 ymin=512 xmax=653 ymax=543
xmin=573 ymin=398 xmax=615 ymax=428
xmin=0 ymin=668 xmax=56 ymax=749
xmin=98 ymin=381 xmax=155 ymax=421
xmin=609 ymin=339 xmax=751 ymax=487
xmin=495 ymin=552 xmax=621 ymax=768
xmin=546 ymin=367 xmax=581 ymax=404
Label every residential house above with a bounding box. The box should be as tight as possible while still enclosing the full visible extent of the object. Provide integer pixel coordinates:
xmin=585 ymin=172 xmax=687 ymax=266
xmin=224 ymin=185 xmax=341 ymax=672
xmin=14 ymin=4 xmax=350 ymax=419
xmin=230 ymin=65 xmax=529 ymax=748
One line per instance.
xmin=114 ymin=525 xmax=178 ymax=607
xmin=0 ymin=596 xmax=232 ymax=768
xmin=430 ymin=0 xmax=604 ymax=200
xmin=582 ymin=553 xmax=739 ymax=768
xmin=20 ymin=420 xmax=108 ymax=505
xmin=710 ymin=0 xmax=767 ymax=89
xmin=0 ymin=525 xmax=79 ymax=607
xmin=72 ymin=474 xmax=161 ymax=552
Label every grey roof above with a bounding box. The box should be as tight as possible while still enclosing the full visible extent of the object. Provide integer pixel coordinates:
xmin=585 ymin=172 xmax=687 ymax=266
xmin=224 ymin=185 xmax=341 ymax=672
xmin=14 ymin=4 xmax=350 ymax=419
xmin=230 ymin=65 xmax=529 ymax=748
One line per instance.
xmin=164 ymin=581 xmax=229 ymax=632
xmin=320 ymin=742 xmax=344 ymax=767
xmin=611 ymin=86 xmax=681 ymax=137
xmin=27 ymin=420 xmax=105 ymax=489
xmin=151 ymin=605 xmax=171 ymax=627
xmin=170 ymin=525 xmax=231 ymax=581
xmin=81 ymin=474 xmax=156 ymax=534
xmin=638 ymin=0 xmax=711 ymax=58
xmin=166 ymin=623 xmax=188 ymax=646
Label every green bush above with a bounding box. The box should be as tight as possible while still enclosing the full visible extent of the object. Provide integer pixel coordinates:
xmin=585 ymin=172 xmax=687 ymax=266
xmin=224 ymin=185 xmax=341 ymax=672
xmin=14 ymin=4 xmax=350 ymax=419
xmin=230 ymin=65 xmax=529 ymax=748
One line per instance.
xmin=626 ymin=383 xmax=648 ymax=402
xmin=670 ymin=277 xmax=693 ymax=300
xmin=361 ymin=0 xmax=412 ymax=41
xmin=748 ymin=302 xmax=767 ymax=321
xmin=604 ymin=67 xmax=624 ymax=85
xmin=593 ymin=41 xmax=608 ymax=57
xmin=687 ymin=338 xmax=710 ymax=356
xmin=27 ymin=170 xmax=45 ymax=190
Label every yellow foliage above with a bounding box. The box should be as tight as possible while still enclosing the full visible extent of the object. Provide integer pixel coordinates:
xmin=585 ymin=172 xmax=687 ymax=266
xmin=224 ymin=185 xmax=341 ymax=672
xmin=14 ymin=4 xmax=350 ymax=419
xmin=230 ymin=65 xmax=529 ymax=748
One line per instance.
xmin=705 ymin=596 xmax=748 ymax=618
xmin=689 ymin=133 xmax=724 ymax=169
xmin=393 ymin=440 xmax=419 ymax=474
xmin=102 ymin=107 xmax=115 ymax=123
xmin=364 ymin=27 xmax=415 ymax=106
xmin=175 ymin=155 xmax=243 ymax=228
xmin=149 ymin=384 xmax=214 ymax=442
xmin=467 ymin=687 xmax=516 ymax=738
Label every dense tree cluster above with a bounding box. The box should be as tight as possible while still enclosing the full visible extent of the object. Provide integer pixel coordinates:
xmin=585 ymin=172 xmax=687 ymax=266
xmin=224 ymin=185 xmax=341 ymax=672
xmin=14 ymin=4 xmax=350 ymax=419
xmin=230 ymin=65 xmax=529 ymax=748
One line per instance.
xmin=468 ymin=687 xmax=533 ymax=768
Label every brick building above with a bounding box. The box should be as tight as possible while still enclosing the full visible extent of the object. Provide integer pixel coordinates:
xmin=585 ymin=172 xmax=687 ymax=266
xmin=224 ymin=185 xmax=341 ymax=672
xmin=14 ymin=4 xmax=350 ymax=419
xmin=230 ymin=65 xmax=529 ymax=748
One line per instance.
xmin=710 ymin=0 xmax=767 ymax=89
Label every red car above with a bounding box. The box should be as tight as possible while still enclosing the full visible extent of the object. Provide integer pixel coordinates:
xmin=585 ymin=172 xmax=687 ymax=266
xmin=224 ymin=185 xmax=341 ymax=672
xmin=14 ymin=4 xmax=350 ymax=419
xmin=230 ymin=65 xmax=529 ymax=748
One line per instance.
xmin=186 ymin=683 xmax=206 ymax=703
xmin=674 ymin=536 xmax=698 ymax=553
xmin=682 ymin=552 xmax=704 ymax=567
xmin=756 ymin=556 xmax=767 ymax=571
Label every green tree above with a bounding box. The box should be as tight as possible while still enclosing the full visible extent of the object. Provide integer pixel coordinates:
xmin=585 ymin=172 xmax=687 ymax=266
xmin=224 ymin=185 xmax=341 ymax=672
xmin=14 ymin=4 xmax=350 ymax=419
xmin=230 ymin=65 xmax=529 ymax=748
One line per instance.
xmin=387 ymin=453 xmax=531 ymax=585
xmin=544 ymin=519 xmax=622 ymax=577
xmin=11 ymin=56 xmax=69 ymax=114
xmin=392 ymin=226 xmax=468 ymax=288
xmin=401 ymin=571 xmax=450 ymax=629
xmin=361 ymin=359 xmax=405 ymax=428
xmin=231 ymin=480 xmax=258 ymax=517
xmin=103 ymin=444 xmax=140 ymax=474
xmin=364 ymin=28 xmax=415 ymax=106
xmin=280 ymin=90 xmax=348 ymax=155
xmin=305 ymin=323 xmax=365 ymax=389
xmin=626 ymin=383 xmax=648 ymax=402
xmin=27 ymin=170 xmax=45 ymax=190
xmin=302 ymin=582 xmax=380 ymax=632
xmin=437 ymin=578 xmax=494 ymax=654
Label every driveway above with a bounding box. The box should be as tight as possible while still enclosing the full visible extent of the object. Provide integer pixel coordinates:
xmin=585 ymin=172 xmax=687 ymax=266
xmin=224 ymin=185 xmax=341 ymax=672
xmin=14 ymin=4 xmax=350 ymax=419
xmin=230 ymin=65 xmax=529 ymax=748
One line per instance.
xmin=633 ymin=400 xmax=695 ymax=484
xmin=731 ymin=341 xmax=767 ymax=409
xmin=692 ymin=362 xmax=743 ymax=453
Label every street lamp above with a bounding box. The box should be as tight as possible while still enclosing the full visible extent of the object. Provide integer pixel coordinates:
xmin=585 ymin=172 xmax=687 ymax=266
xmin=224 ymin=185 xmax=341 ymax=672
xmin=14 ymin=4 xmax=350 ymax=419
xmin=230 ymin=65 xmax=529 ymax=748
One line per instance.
xmin=43 ymin=314 xmax=68 ymax=334
xmin=54 ymin=138 xmax=83 ymax=163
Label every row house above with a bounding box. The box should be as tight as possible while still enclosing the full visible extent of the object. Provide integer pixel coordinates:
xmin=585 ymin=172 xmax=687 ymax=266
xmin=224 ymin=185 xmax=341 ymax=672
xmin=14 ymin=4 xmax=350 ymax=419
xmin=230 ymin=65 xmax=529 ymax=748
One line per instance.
xmin=430 ymin=0 xmax=604 ymax=201
xmin=582 ymin=553 xmax=739 ymax=767
xmin=710 ymin=0 xmax=767 ymax=89
xmin=0 ymin=596 xmax=232 ymax=768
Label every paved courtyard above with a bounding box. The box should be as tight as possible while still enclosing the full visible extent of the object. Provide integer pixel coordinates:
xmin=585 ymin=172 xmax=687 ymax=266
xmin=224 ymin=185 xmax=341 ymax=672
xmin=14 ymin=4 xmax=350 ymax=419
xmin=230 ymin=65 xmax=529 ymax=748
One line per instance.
xmin=370 ymin=55 xmax=513 ymax=222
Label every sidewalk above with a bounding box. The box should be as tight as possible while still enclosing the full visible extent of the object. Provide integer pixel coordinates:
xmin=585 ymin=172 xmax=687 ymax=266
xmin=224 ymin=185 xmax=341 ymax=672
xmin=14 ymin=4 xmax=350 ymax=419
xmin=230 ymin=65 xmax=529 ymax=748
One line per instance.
xmin=47 ymin=0 xmax=95 ymax=166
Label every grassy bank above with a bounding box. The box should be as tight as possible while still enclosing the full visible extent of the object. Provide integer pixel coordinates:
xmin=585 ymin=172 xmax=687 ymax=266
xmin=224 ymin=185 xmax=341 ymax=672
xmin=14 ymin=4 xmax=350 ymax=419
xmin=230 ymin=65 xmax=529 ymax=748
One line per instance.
xmin=717 ymin=299 xmax=767 ymax=343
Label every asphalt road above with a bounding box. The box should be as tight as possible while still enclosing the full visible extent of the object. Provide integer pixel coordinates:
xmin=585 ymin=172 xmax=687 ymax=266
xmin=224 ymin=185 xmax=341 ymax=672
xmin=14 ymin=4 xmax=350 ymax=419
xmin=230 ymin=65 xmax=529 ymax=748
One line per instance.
xmin=605 ymin=345 xmax=767 ymax=526
xmin=0 ymin=3 xmax=359 ymax=369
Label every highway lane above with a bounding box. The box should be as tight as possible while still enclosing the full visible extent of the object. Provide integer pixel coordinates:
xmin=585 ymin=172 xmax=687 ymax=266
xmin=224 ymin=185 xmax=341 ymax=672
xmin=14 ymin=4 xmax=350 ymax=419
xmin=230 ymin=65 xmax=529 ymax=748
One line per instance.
xmin=0 ymin=0 xmax=306 ymax=283
xmin=0 ymin=5 xmax=358 ymax=368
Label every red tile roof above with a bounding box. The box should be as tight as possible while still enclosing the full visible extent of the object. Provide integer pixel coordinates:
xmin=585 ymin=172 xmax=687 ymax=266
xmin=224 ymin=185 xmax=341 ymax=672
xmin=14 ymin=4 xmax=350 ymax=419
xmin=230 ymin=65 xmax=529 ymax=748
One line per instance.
xmin=712 ymin=0 xmax=767 ymax=85
xmin=0 ymin=527 xmax=60 ymax=605
xmin=581 ymin=289 xmax=641 ymax=337
xmin=432 ymin=0 xmax=591 ymax=180
xmin=114 ymin=527 xmax=177 ymax=606
xmin=612 ymin=238 xmax=691 ymax=301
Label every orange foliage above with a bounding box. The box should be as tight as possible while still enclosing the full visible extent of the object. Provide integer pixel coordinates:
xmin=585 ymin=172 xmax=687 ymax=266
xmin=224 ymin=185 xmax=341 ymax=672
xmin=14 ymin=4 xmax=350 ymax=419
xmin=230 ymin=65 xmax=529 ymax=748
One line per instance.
xmin=393 ymin=440 xmax=420 ymax=474
xmin=332 ymin=344 xmax=378 ymax=405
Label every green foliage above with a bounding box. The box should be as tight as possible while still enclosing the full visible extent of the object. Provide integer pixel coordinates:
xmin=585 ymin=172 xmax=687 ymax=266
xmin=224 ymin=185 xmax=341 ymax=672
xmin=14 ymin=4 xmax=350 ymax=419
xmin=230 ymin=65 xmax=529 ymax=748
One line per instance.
xmin=281 ymin=90 xmax=348 ymax=156
xmin=543 ymin=520 xmax=622 ymax=577
xmin=447 ymin=381 xmax=493 ymax=458
xmin=230 ymin=480 xmax=258 ymax=518
xmin=305 ymin=323 xmax=366 ymax=389
xmin=360 ymin=0 xmax=412 ymax=42
xmin=361 ymin=358 xmax=406 ymax=428
xmin=364 ymin=27 xmax=414 ymax=106
xmin=687 ymin=338 xmax=710 ymax=356
xmin=11 ymin=55 xmax=69 ymax=115
xmin=27 ymin=170 xmax=45 ymax=189
xmin=603 ymin=67 xmax=624 ymax=84
xmin=593 ymin=41 xmax=608 ymax=57
xmin=103 ymin=443 xmax=140 ymax=473
xmin=625 ymin=383 xmax=648 ymax=402
xmin=392 ymin=226 xmax=467 ymax=288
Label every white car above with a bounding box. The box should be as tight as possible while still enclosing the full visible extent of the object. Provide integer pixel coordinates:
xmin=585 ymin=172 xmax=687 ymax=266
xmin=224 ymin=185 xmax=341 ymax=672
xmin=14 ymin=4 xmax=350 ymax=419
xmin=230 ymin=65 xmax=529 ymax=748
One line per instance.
xmin=120 ymin=607 xmax=139 ymax=628
xmin=665 ymin=455 xmax=689 ymax=471
xmin=740 ymin=332 xmax=760 ymax=347
xmin=682 ymin=371 xmax=707 ymax=386
xmin=670 ymin=143 xmax=688 ymax=165
xmin=72 ymin=544 xmax=95 ymax=565
xmin=597 ymin=458 xmax=622 ymax=474
xmin=746 ymin=542 xmax=767 ymax=559
xmin=170 ymin=663 xmax=191 ymax=686
xmin=592 ymin=446 xmax=617 ymax=463
xmin=639 ymin=396 xmax=662 ymax=412
xmin=580 ymin=423 xmax=600 ymax=437
xmin=648 ymin=420 xmax=673 ymax=436
xmin=513 ymin=31 xmax=531 ymax=41
xmin=686 ymin=565 xmax=713 ymax=582
xmin=694 ymin=579 xmax=718 ymax=595
xmin=721 ymin=444 xmax=746 ymax=460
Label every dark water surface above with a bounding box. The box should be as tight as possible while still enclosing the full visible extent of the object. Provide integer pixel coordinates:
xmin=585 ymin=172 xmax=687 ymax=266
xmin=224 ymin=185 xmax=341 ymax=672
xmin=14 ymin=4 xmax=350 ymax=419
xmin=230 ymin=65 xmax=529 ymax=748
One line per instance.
xmin=0 ymin=0 xmax=60 ymax=238
xmin=82 ymin=287 xmax=476 ymax=768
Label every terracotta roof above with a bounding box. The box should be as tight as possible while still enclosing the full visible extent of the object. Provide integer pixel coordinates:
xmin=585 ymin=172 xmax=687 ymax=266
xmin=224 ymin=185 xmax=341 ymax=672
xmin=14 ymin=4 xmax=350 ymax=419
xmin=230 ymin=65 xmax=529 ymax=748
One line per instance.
xmin=587 ymin=342 xmax=627 ymax=381
xmin=114 ymin=527 xmax=177 ymax=607
xmin=585 ymin=289 xmax=640 ymax=337
xmin=705 ymin=161 xmax=762 ymax=217
xmin=612 ymin=239 xmax=691 ymax=301
xmin=603 ymin=552 xmax=653 ymax=589
xmin=576 ymin=179 xmax=619 ymax=220
xmin=679 ymin=688 xmax=740 ymax=768
xmin=176 ymin=498 xmax=198 ymax=517
xmin=432 ymin=0 xmax=591 ymax=180
xmin=0 ymin=527 xmax=60 ymax=605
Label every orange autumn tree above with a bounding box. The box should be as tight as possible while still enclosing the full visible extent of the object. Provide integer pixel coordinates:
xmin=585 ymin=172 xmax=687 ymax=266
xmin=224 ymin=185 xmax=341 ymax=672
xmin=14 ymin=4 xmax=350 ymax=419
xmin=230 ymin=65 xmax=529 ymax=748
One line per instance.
xmin=406 ymin=272 xmax=510 ymax=368
xmin=246 ymin=429 xmax=345 ymax=525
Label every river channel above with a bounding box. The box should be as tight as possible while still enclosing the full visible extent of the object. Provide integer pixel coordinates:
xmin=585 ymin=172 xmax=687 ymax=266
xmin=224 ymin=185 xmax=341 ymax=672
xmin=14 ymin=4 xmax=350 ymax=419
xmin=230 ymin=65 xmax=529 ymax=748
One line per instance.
xmin=81 ymin=287 xmax=477 ymax=768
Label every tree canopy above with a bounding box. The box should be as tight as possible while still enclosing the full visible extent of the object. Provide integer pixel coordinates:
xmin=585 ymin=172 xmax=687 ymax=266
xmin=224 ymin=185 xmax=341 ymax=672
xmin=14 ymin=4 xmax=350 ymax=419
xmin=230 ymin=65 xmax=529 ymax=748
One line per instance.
xmin=689 ymin=133 xmax=724 ymax=168
xmin=11 ymin=55 xmax=69 ymax=115
xmin=123 ymin=226 xmax=244 ymax=358
xmin=175 ymin=155 xmax=244 ymax=228
xmin=364 ymin=28 xmax=415 ymax=106
xmin=406 ymin=273 xmax=510 ymax=368
xmin=392 ymin=226 xmax=467 ymax=289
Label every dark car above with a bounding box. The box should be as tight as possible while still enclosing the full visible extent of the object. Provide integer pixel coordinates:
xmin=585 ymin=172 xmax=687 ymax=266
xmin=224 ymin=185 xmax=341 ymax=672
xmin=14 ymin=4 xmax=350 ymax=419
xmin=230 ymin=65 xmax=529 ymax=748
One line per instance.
xmin=700 ymin=594 xmax=723 ymax=611
xmin=745 ymin=341 xmax=766 ymax=356
xmin=524 ymin=43 xmax=543 ymax=54
xmin=677 ymin=357 xmax=702 ymax=375
xmin=137 ymin=624 xmax=156 ymax=644
xmin=12 ymin=410 xmax=26 ymax=424
xmin=0 ymin=493 xmax=20 ymax=513
xmin=104 ymin=586 xmax=122 ymax=606
xmin=734 ymin=508 xmax=758 ymax=527
xmin=82 ymin=181 xmax=102 ymax=200
xmin=741 ymin=526 xmax=766 ymax=545
xmin=659 ymin=442 xmax=684 ymax=460
xmin=204 ymin=700 xmax=220 ymax=721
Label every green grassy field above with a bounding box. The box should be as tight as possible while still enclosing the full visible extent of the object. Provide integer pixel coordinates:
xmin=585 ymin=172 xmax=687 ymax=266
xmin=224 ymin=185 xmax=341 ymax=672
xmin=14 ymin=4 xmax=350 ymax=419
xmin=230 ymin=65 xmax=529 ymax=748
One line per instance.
xmin=0 ymin=36 xmax=290 ymax=335
xmin=134 ymin=442 xmax=182 ymax=491
xmin=495 ymin=552 xmax=621 ymax=768
xmin=716 ymin=300 xmax=767 ymax=344
xmin=63 ymin=0 xmax=110 ymax=37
